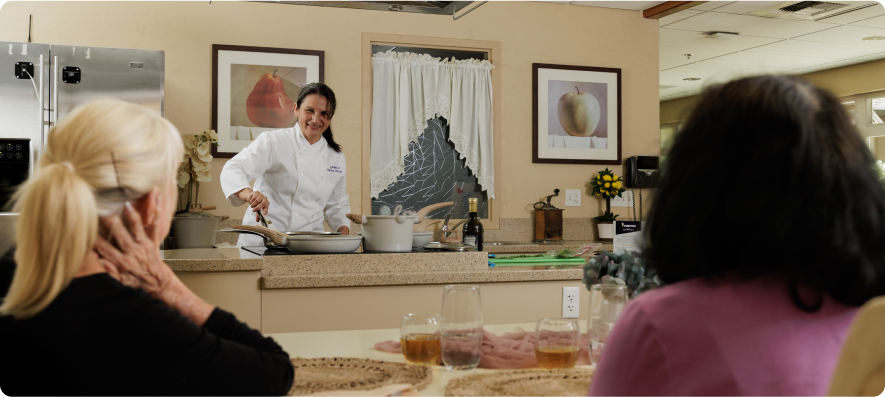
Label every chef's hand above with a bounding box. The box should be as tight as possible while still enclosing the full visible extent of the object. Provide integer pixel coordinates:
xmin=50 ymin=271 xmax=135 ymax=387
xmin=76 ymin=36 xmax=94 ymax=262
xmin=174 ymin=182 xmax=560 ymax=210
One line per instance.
xmin=236 ymin=188 xmax=270 ymax=221
xmin=94 ymin=202 xmax=213 ymax=326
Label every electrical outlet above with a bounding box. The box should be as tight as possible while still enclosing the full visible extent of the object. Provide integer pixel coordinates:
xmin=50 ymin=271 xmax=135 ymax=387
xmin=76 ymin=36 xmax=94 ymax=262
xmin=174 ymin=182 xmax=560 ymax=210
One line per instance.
xmin=562 ymin=286 xmax=579 ymax=318
xmin=610 ymin=190 xmax=634 ymax=207
xmin=565 ymin=189 xmax=581 ymax=207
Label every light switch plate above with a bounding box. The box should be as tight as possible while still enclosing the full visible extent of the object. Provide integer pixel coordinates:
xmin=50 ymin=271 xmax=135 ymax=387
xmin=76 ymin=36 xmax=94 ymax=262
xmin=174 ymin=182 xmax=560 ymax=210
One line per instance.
xmin=565 ymin=189 xmax=581 ymax=207
xmin=611 ymin=190 xmax=634 ymax=207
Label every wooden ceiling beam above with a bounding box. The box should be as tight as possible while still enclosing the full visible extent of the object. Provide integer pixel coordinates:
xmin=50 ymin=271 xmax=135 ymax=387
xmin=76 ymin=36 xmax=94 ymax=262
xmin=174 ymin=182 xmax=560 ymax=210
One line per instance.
xmin=643 ymin=1 xmax=706 ymax=19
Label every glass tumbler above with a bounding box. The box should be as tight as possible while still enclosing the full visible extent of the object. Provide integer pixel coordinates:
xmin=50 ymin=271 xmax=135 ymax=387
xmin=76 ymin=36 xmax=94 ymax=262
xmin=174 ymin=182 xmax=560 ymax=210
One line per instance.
xmin=400 ymin=313 xmax=441 ymax=365
xmin=534 ymin=318 xmax=580 ymax=369
xmin=440 ymin=285 xmax=483 ymax=370
xmin=587 ymin=284 xmax=629 ymax=365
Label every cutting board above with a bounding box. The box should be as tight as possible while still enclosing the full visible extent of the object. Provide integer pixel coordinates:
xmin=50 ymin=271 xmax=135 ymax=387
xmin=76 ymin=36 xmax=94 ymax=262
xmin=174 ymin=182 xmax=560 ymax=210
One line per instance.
xmin=491 ymin=256 xmax=585 ymax=264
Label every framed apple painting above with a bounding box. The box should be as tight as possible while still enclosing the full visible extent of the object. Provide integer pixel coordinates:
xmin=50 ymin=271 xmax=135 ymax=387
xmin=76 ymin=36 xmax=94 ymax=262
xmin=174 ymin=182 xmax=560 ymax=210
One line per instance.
xmin=532 ymin=63 xmax=621 ymax=165
xmin=212 ymin=44 xmax=324 ymax=157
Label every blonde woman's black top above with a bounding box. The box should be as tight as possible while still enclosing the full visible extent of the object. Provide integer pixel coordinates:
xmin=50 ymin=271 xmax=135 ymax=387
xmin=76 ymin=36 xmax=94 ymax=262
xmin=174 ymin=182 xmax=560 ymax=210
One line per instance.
xmin=0 ymin=249 xmax=294 ymax=396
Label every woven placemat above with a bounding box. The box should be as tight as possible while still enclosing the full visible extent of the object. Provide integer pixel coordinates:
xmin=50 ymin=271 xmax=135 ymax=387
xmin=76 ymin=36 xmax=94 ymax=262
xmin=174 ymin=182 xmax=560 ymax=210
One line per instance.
xmin=287 ymin=357 xmax=433 ymax=396
xmin=445 ymin=368 xmax=594 ymax=397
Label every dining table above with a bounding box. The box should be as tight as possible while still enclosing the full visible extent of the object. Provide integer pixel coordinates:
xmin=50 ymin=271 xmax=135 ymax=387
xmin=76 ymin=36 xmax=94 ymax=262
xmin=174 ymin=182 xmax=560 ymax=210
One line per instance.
xmin=265 ymin=322 xmax=595 ymax=396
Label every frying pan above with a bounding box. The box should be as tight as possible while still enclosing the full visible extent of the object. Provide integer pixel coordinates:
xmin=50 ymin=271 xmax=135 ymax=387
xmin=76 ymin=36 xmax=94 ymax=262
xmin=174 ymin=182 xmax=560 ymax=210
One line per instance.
xmin=219 ymin=225 xmax=362 ymax=253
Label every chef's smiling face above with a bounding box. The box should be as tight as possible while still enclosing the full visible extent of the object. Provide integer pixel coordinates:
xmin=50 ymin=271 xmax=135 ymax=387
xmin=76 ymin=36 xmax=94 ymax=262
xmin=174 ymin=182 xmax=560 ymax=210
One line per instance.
xmin=295 ymin=94 xmax=332 ymax=145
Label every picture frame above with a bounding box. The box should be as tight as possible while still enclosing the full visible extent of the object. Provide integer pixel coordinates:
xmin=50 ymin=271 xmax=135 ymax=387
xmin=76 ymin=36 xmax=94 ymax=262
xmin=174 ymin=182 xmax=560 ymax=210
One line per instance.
xmin=532 ymin=63 xmax=621 ymax=165
xmin=212 ymin=44 xmax=324 ymax=158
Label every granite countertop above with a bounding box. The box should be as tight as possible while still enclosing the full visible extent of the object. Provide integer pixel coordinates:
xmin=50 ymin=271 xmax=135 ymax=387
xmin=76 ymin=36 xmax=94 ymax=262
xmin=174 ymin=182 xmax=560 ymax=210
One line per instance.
xmin=163 ymin=245 xmax=595 ymax=289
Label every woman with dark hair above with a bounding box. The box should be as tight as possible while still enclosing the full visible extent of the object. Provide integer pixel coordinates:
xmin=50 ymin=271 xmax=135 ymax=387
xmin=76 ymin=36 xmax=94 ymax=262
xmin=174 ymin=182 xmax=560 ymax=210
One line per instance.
xmin=589 ymin=75 xmax=885 ymax=396
xmin=222 ymin=82 xmax=351 ymax=246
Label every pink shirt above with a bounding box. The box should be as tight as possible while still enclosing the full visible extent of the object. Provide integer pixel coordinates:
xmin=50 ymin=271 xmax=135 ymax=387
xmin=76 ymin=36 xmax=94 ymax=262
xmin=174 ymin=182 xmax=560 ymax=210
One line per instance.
xmin=589 ymin=276 xmax=858 ymax=396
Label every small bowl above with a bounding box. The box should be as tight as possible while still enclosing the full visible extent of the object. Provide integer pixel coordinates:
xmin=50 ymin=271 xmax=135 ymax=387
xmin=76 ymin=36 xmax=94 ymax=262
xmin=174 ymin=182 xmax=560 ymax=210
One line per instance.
xmin=412 ymin=231 xmax=434 ymax=249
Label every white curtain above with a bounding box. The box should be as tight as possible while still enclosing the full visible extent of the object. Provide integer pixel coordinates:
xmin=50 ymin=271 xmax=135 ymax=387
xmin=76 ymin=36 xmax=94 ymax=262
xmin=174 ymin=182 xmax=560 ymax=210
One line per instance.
xmin=370 ymin=50 xmax=495 ymax=199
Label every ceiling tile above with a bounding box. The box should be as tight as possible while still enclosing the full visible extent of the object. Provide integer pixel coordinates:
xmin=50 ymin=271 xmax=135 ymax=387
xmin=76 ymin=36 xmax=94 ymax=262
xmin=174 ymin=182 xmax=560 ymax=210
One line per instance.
xmin=570 ymin=1 xmax=664 ymax=11
xmin=660 ymin=62 xmax=792 ymax=86
xmin=850 ymin=14 xmax=885 ymax=28
xmin=850 ymin=51 xmax=885 ymax=62
xmin=710 ymin=1 xmax=784 ymax=15
xmin=816 ymin=3 xmax=885 ymax=25
xmin=660 ymin=29 xmax=783 ymax=51
xmin=744 ymin=39 xmax=885 ymax=58
xmin=699 ymin=51 xmax=842 ymax=70
xmin=664 ymin=12 xmax=835 ymax=38
xmin=790 ymin=59 xmax=861 ymax=74
xmin=660 ymin=45 xmax=734 ymax=69
xmin=794 ymin=25 xmax=885 ymax=46
xmin=690 ymin=2 xmax=733 ymax=11
xmin=659 ymin=9 xmax=704 ymax=26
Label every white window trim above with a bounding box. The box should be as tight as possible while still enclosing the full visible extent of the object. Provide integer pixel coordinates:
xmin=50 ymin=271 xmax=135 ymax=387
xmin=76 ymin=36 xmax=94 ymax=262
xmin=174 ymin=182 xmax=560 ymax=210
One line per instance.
xmin=843 ymin=91 xmax=885 ymax=140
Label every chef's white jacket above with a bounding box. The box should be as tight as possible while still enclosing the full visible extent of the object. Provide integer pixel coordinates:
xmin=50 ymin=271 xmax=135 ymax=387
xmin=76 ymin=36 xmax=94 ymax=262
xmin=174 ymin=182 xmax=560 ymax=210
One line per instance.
xmin=220 ymin=124 xmax=351 ymax=247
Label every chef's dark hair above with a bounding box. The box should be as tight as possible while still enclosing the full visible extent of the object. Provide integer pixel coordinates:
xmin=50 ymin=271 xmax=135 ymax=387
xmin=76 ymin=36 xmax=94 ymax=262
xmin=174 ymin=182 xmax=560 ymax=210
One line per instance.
xmin=644 ymin=75 xmax=885 ymax=312
xmin=296 ymin=82 xmax=342 ymax=153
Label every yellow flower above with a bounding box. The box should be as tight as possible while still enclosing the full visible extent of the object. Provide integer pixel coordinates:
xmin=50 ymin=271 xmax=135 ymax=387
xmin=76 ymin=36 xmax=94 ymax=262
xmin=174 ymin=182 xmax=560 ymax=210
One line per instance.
xmin=597 ymin=180 xmax=603 ymax=185
xmin=612 ymin=174 xmax=619 ymax=181
xmin=612 ymin=181 xmax=622 ymax=190
xmin=603 ymin=175 xmax=612 ymax=182
xmin=604 ymin=182 xmax=611 ymax=188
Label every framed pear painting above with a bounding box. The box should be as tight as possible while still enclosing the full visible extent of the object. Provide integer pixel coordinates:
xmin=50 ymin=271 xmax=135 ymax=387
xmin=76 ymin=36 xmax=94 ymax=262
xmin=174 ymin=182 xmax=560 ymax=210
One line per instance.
xmin=212 ymin=44 xmax=324 ymax=157
xmin=532 ymin=63 xmax=621 ymax=165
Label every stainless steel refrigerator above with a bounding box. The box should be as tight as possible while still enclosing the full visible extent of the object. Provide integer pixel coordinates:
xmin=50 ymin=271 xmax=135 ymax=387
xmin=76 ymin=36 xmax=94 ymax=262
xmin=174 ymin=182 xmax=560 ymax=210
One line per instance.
xmin=0 ymin=41 xmax=164 ymax=214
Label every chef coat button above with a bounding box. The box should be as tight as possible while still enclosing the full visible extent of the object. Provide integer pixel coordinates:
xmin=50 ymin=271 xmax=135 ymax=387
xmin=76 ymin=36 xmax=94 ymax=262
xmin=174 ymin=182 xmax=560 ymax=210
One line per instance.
xmin=294 ymin=212 xmax=298 ymax=217
xmin=300 ymin=172 xmax=304 ymax=177
xmin=321 ymin=176 xmax=325 ymax=180
xmin=322 ymin=156 xmax=325 ymax=159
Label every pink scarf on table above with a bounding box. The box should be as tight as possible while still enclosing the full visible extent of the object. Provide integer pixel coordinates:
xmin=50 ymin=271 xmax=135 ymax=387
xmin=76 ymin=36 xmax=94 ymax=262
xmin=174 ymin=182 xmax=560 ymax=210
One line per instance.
xmin=374 ymin=328 xmax=592 ymax=369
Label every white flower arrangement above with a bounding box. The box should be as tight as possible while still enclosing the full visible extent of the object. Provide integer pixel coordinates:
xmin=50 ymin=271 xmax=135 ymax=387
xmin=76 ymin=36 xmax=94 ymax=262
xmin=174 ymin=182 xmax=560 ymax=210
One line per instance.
xmin=178 ymin=130 xmax=218 ymax=212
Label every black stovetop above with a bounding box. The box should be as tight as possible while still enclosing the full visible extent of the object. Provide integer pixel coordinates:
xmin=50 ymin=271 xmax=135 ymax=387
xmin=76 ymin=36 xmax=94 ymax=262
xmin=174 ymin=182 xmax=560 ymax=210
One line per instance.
xmin=242 ymin=246 xmax=438 ymax=256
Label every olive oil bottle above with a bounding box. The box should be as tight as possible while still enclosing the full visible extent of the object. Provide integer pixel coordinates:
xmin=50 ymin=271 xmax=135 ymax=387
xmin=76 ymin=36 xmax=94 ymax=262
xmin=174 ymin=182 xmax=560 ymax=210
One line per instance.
xmin=462 ymin=198 xmax=484 ymax=251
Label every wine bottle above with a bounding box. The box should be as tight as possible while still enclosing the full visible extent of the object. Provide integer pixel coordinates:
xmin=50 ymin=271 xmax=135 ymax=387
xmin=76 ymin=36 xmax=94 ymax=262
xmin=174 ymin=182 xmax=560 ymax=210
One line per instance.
xmin=462 ymin=198 xmax=484 ymax=251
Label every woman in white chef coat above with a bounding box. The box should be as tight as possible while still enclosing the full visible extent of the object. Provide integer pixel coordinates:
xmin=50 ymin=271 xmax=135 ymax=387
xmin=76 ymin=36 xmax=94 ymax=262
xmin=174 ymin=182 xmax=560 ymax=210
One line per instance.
xmin=221 ymin=82 xmax=350 ymax=247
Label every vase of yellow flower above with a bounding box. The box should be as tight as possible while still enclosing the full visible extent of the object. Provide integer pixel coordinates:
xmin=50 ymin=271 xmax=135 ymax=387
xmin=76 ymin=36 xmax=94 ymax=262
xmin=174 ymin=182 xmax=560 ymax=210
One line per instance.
xmin=171 ymin=130 xmax=220 ymax=248
xmin=590 ymin=168 xmax=626 ymax=241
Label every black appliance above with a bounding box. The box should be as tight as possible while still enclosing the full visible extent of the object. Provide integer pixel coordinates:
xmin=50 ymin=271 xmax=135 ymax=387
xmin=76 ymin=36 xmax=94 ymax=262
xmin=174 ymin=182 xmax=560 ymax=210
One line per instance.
xmin=0 ymin=139 xmax=30 ymax=211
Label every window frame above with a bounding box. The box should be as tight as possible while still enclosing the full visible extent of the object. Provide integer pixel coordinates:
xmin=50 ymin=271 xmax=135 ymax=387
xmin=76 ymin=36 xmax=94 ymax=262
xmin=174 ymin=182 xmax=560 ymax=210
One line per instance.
xmin=361 ymin=33 xmax=502 ymax=229
xmin=842 ymin=91 xmax=885 ymax=141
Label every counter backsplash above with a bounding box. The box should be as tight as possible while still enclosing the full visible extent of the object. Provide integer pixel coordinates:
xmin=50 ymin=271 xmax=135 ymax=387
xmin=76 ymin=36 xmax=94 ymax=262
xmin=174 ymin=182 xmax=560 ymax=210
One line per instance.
xmin=211 ymin=217 xmax=597 ymax=246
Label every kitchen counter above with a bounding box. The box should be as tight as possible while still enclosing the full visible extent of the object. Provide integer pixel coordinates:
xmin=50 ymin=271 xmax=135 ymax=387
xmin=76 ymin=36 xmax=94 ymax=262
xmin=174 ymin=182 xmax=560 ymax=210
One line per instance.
xmin=162 ymin=247 xmax=586 ymax=288
xmin=165 ymin=246 xmax=594 ymax=333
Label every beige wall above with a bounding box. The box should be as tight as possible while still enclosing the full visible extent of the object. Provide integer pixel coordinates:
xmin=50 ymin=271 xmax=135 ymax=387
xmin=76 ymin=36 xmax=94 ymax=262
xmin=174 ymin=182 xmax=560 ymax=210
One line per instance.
xmin=0 ymin=1 xmax=660 ymax=222
xmin=659 ymin=57 xmax=885 ymax=124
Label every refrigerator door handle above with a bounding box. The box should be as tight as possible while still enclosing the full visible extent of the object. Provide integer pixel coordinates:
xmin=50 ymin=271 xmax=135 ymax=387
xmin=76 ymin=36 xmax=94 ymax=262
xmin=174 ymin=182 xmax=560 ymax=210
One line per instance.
xmin=51 ymin=55 xmax=58 ymax=142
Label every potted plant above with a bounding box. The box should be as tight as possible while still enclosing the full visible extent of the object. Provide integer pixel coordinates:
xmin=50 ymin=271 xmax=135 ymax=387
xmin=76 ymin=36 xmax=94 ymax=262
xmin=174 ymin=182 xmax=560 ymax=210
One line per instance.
xmin=581 ymin=249 xmax=663 ymax=299
xmin=171 ymin=130 xmax=220 ymax=248
xmin=589 ymin=168 xmax=626 ymax=241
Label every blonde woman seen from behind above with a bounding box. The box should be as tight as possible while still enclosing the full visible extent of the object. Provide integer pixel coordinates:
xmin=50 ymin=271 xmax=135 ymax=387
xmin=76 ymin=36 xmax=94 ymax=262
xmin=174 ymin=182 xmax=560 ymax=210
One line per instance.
xmin=0 ymin=99 xmax=294 ymax=396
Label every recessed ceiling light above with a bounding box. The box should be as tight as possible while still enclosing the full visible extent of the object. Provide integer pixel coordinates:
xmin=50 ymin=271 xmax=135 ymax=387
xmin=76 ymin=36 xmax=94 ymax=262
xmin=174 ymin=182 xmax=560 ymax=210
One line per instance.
xmin=862 ymin=36 xmax=885 ymax=41
xmin=683 ymin=77 xmax=701 ymax=81
xmin=388 ymin=5 xmax=403 ymax=11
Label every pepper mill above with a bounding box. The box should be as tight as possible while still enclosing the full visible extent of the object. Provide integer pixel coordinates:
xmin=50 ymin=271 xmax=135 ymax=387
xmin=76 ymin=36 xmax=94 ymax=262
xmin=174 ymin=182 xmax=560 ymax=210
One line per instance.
xmin=533 ymin=189 xmax=563 ymax=243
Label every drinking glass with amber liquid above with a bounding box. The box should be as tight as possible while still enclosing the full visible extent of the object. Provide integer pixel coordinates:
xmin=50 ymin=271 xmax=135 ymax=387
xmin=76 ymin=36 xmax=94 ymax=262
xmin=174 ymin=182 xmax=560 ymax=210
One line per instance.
xmin=534 ymin=318 xmax=580 ymax=369
xmin=400 ymin=314 xmax=441 ymax=365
